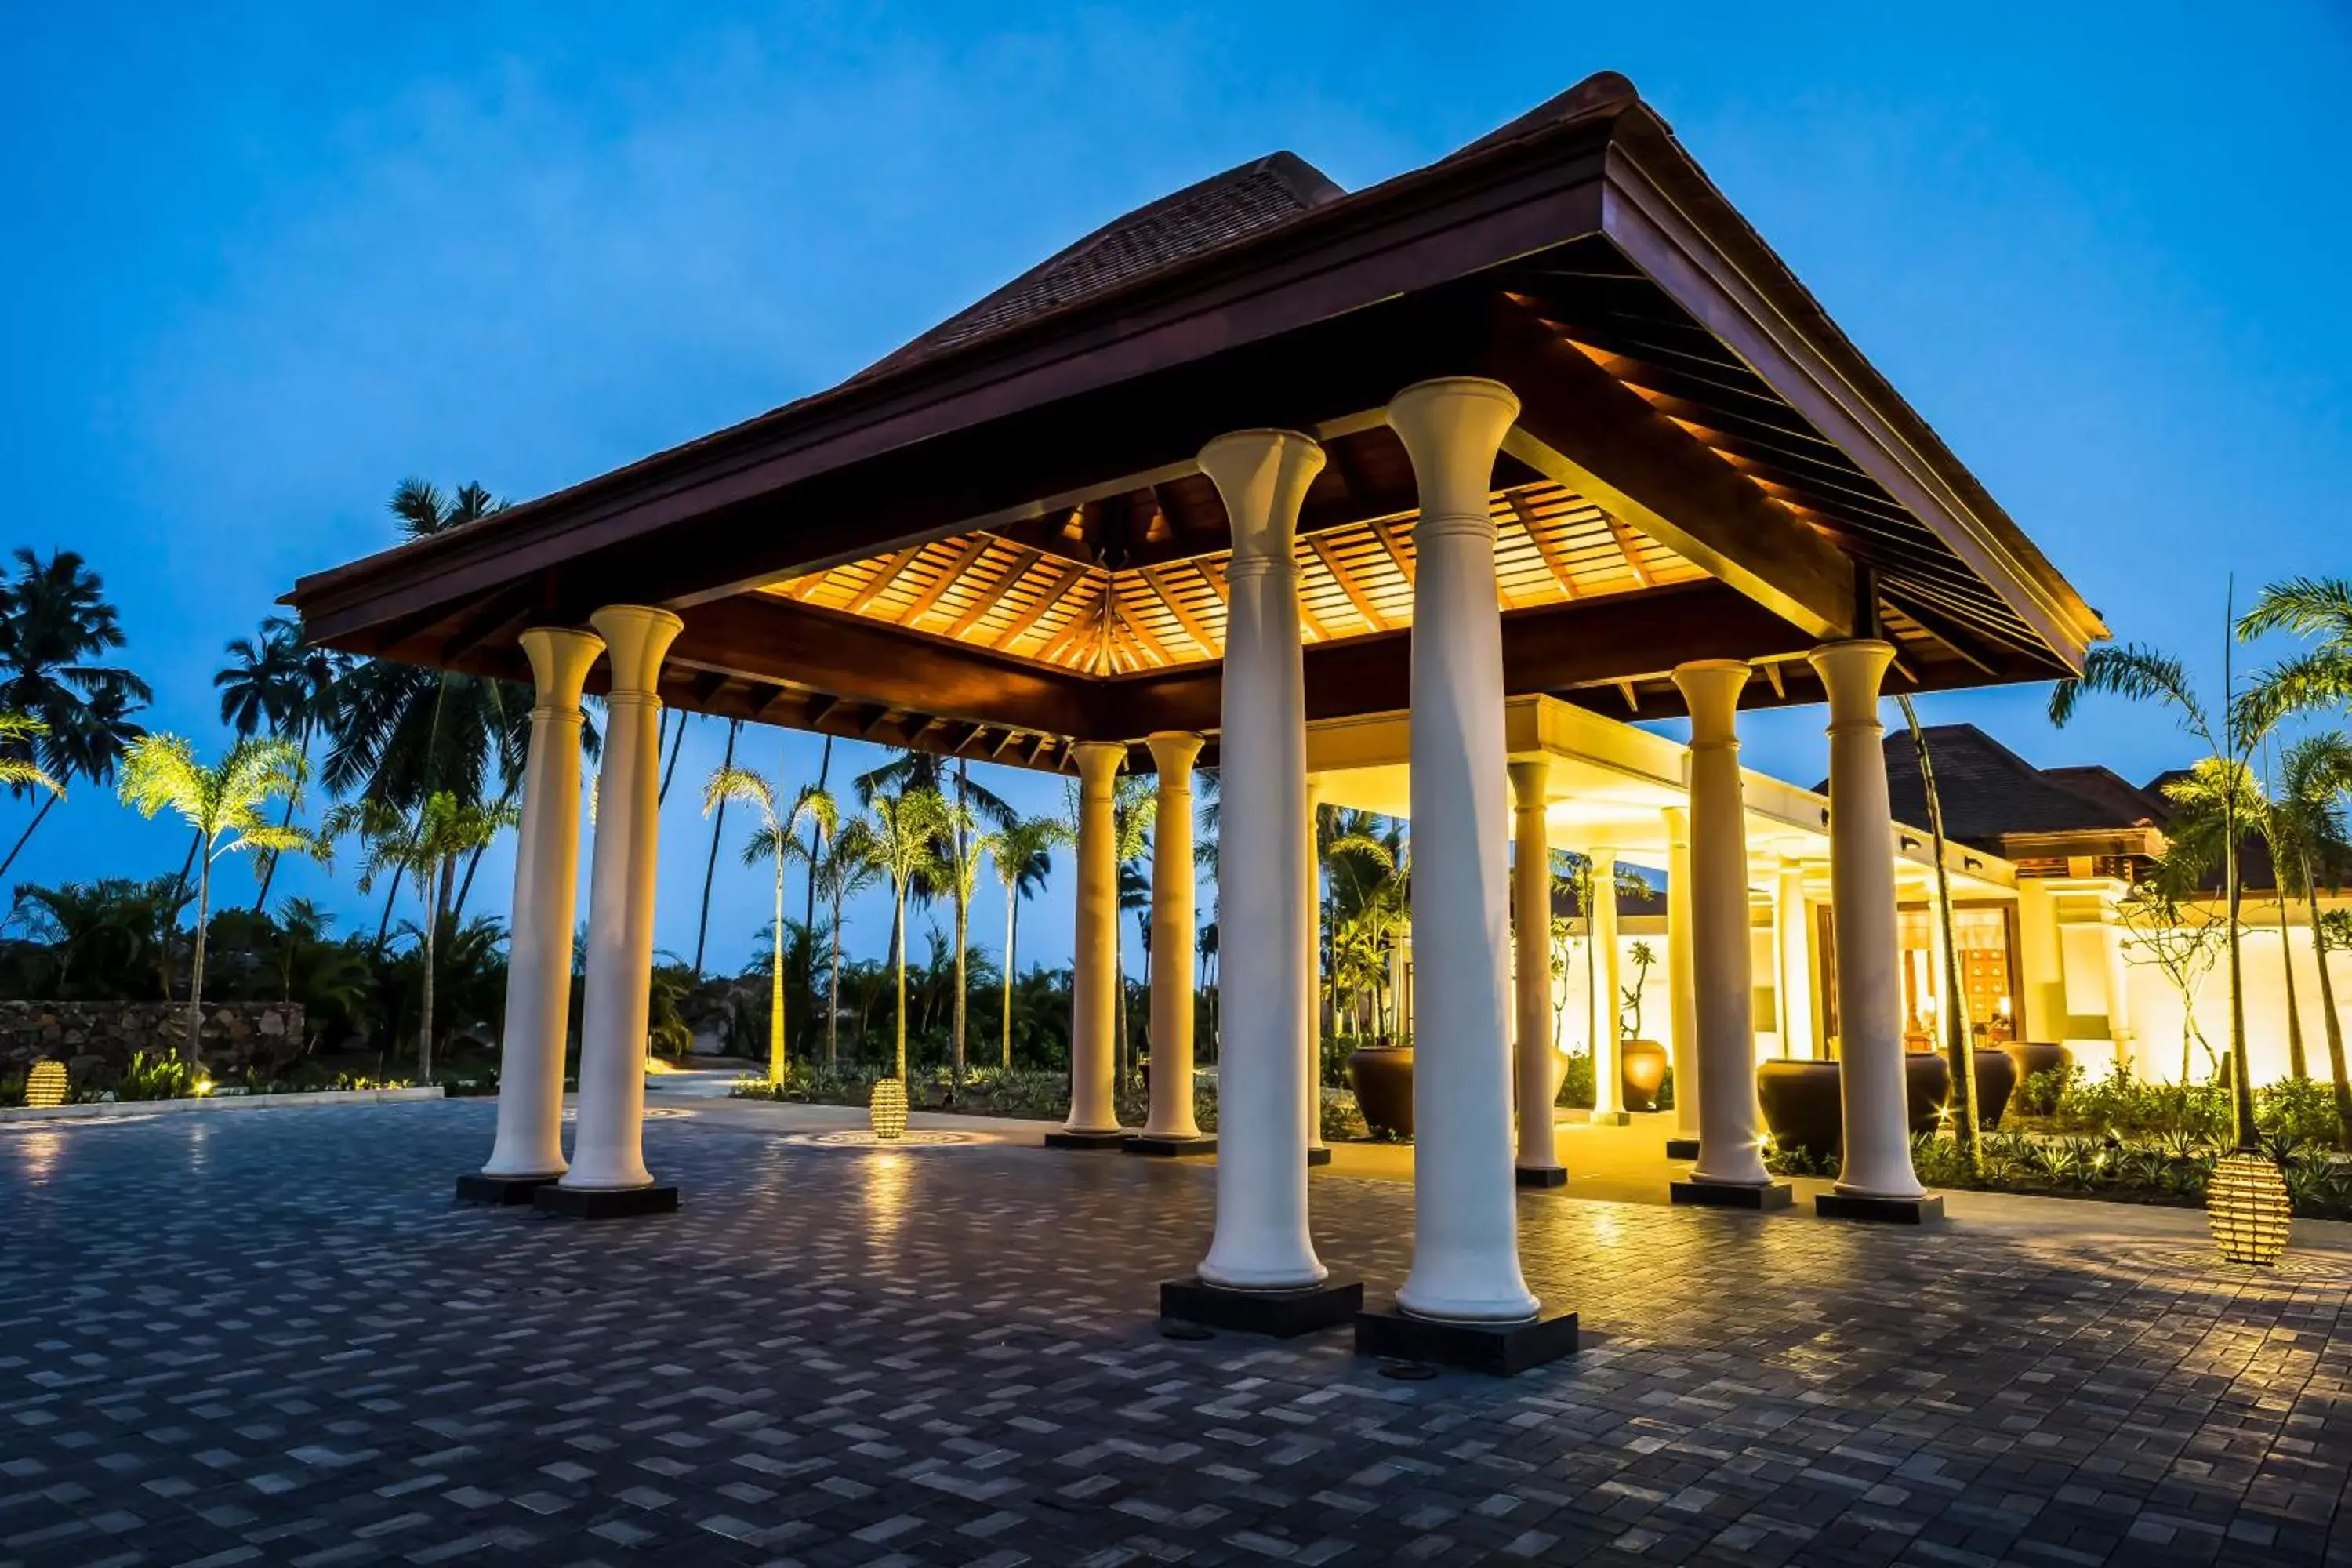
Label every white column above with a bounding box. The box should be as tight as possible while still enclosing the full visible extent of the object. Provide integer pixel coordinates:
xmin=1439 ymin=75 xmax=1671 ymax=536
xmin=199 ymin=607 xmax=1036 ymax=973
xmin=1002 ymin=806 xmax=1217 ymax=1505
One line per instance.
xmin=1809 ymin=639 xmax=1926 ymax=1200
xmin=563 ymin=605 xmax=682 ymax=1192
xmin=482 ymin=626 xmax=603 ymax=1179
xmin=1777 ymin=860 xmax=1816 ymax=1059
xmin=1671 ymin=660 xmax=1772 ymax=1188
xmin=1663 ymin=807 xmax=1700 ymax=1138
xmin=1392 ymin=376 xmax=1537 ymax=1323
xmin=1509 ymin=759 xmax=1561 ymax=1175
xmin=1196 ymin=428 xmax=1327 ymax=1290
xmin=1144 ymin=731 xmax=1203 ymax=1141
xmin=1067 ymin=740 xmax=1125 ymax=1135
xmin=1587 ymin=846 xmax=1625 ymax=1122
xmin=1304 ymin=774 xmax=1327 ymax=1154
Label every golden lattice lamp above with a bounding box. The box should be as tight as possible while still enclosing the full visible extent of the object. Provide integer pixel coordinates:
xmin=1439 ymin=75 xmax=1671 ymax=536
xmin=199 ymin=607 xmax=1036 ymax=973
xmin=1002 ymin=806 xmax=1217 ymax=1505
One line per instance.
xmin=869 ymin=1076 xmax=908 ymax=1142
xmin=2209 ymin=1149 xmax=2292 ymax=1265
xmin=24 ymin=1059 xmax=68 ymax=1109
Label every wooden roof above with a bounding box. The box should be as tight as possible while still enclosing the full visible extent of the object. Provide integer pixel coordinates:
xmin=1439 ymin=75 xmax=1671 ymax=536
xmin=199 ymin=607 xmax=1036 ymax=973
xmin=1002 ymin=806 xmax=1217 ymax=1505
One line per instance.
xmin=285 ymin=71 xmax=2107 ymax=772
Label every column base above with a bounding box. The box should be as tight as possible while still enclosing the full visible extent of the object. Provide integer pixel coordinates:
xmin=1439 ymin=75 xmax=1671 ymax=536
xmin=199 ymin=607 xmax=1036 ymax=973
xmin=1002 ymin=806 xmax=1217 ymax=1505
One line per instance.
xmin=1354 ymin=1305 xmax=1580 ymax=1377
xmin=534 ymin=1184 xmax=679 ymax=1220
xmin=1670 ymin=1179 xmax=1793 ymax=1211
xmin=1586 ymin=1111 xmax=1632 ymax=1127
xmin=1123 ymin=1134 xmax=1217 ymax=1158
xmin=1307 ymin=1146 xmax=1332 ymax=1167
xmin=1514 ymin=1166 xmax=1568 ymax=1189
xmin=1160 ymin=1277 xmax=1362 ymax=1338
xmin=1043 ymin=1129 xmax=1128 ymax=1150
xmin=1816 ymin=1192 xmax=1945 ymax=1225
xmin=1664 ymin=1138 xmax=1701 ymax=1161
xmin=455 ymin=1173 xmax=559 ymax=1207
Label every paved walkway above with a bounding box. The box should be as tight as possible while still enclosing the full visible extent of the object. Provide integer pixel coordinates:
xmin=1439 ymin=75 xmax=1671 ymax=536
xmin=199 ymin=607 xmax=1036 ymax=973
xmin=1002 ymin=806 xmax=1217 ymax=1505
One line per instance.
xmin=2 ymin=1102 xmax=2349 ymax=1566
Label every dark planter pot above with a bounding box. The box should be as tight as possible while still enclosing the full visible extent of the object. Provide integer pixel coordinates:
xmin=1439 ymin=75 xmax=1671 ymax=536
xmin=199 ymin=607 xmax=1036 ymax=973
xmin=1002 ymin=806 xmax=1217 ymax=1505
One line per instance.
xmin=1904 ymin=1051 xmax=1951 ymax=1135
xmin=1970 ymin=1048 xmax=2018 ymax=1130
xmin=1621 ymin=1039 xmax=1668 ymax=1112
xmin=2002 ymin=1041 xmax=2071 ymax=1113
xmin=1757 ymin=1058 xmax=1842 ymax=1160
xmin=1348 ymin=1047 xmax=1414 ymax=1138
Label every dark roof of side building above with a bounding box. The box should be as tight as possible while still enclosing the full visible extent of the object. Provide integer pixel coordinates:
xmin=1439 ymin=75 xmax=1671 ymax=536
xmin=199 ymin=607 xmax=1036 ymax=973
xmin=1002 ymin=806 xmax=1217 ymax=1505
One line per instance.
xmin=1857 ymin=724 xmax=2160 ymax=852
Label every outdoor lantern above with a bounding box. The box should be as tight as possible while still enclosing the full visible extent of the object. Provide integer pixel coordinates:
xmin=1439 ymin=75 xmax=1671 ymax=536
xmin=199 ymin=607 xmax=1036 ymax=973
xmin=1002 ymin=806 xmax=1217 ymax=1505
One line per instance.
xmin=24 ymin=1060 xmax=67 ymax=1109
xmin=2209 ymin=1150 xmax=2292 ymax=1266
xmin=869 ymin=1076 xmax=908 ymax=1142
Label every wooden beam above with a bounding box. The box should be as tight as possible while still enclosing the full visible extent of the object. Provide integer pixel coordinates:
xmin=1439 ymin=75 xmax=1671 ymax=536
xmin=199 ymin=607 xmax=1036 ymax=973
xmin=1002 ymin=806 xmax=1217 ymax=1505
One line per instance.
xmin=894 ymin=535 xmax=994 ymax=627
xmin=1615 ymin=678 xmax=1639 ymax=713
xmin=944 ymin=546 xmax=1040 ymax=639
xmin=1036 ymin=584 xmax=1104 ymax=667
xmin=1111 ymin=595 xmax=1175 ymax=667
xmin=1139 ymin=564 xmax=1218 ymax=654
xmin=844 ymin=546 xmax=927 ymax=614
xmin=1760 ymin=659 xmax=1787 ymax=699
xmin=1305 ymin=534 xmax=1388 ymax=630
xmin=1367 ymin=517 xmax=1416 ymax=586
xmin=1504 ymin=491 xmax=1577 ymax=599
xmin=987 ymin=561 xmax=1088 ymax=652
xmin=1602 ymin=512 xmax=1654 ymax=587
xmin=855 ymin=703 xmax=893 ymax=736
xmin=1487 ymin=303 xmax=1854 ymax=639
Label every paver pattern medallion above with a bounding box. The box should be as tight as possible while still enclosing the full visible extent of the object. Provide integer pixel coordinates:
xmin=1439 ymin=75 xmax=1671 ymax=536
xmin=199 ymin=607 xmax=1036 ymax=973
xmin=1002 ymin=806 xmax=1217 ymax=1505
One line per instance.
xmin=2 ymin=1104 xmax=2349 ymax=1566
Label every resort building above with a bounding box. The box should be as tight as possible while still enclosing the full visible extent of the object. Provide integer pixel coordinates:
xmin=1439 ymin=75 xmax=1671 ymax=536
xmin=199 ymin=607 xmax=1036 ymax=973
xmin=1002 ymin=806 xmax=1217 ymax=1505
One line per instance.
xmin=287 ymin=71 xmax=2110 ymax=1363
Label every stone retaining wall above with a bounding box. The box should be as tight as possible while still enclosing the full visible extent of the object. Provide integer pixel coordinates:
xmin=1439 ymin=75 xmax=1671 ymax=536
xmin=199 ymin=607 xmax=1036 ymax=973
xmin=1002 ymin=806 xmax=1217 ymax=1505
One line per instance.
xmin=0 ymin=1001 xmax=307 ymax=1086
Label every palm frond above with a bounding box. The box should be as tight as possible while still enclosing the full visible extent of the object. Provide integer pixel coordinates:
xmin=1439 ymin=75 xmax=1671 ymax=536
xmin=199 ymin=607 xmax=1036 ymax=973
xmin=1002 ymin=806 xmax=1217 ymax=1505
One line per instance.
xmin=2239 ymin=576 xmax=2352 ymax=646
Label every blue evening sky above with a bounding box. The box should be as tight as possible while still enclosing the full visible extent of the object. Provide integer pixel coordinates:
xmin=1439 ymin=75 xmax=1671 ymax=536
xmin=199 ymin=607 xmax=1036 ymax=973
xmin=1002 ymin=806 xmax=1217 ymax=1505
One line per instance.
xmin=3 ymin=2 xmax=2347 ymax=978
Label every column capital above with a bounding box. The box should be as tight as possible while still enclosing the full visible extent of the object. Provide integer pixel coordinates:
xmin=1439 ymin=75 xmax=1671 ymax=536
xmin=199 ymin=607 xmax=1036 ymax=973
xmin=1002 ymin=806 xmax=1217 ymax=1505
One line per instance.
xmin=1071 ymin=739 xmax=1126 ymax=792
xmin=1145 ymin=731 xmax=1203 ymax=780
xmin=1671 ymin=659 xmax=1751 ymax=746
xmin=1661 ymin=804 xmax=1690 ymax=844
xmin=519 ymin=627 xmax=604 ymax=719
xmin=588 ymin=605 xmax=684 ymax=699
xmin=1507 ymin=756 xmax=1549 ymax=808
xmin=1807 ymin=638 xmax=1896 ymax=727
xmin=1387 ymin=378 xmax=1519 ymax=535
xmin=1199 ymin=430 xmax=1324 ymax=572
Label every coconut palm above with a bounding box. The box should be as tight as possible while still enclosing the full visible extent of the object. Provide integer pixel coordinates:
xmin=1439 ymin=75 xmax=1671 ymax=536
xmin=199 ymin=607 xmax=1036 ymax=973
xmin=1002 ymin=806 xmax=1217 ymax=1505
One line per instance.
xmin=331 ymin=791 xmax=515 ymax=1080
xmin=691 ymin=720 xmax=743 ymax=976
xmin=116 ymin=735 xmax=321 ymax=1065
xmin=2051 ymin=617 xmax=2267 ymax=1149
xmin=2239 ymin=577 xmax=2352 ymax=724
xmin=216 ymin=615 xmax=349 ymax=909
xmin=931 ymin=793 xmax=991 ymax=1091
xmin=815 ymin=818 xmax=881 ymax=1069
xmin=703 ymin=762 xmax=836 ymax=1083
xmin=0 ymin=715 xmax=64 ymax=803
xmin=1896 ymin=695 xmax=1983 ymax=1171
xmin=983 ymin=816 xmax=1069 ymax=1070
xmin=0 ymin=550 xmax=151 ymax=878
xmin=2268 ymin=735 xmax=2352 ymax=1138
xmin=868 ymin=789 xmax=949 ymax=1080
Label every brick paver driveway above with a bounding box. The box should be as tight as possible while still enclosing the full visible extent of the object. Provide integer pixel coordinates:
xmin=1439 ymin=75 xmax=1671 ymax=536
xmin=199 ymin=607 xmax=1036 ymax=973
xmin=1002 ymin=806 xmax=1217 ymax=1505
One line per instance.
xmin=2 ymin=1102 xmax=2349 ymax=1566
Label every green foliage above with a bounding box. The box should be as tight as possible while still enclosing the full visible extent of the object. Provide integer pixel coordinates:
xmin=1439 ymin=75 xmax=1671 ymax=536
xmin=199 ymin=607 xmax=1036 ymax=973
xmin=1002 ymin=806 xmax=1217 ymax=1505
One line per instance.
xmin=113 ymin=1050 xmax=197 ymax=1101
xmin=1555 ymin=1050 xmax=1594 ymax=1110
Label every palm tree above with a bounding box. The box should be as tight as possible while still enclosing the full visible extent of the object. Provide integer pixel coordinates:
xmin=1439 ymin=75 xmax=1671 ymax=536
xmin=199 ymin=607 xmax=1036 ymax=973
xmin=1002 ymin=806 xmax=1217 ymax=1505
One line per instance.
xmin=0 ymin=550 xmax=150 ymax=877
xmin=332 ymin=791 xmax=515 ymax=1080
xmin=867 ymin=789 xmax=949 ymax=1081
xmin=321 ymin=481 xmax=536 ymax=816
xmin=704 ymin=762 xmax=836 ymax=1083
xmin=116 ymin=735 xmax=320 ymax=1065
xmin=933 ymin=793 xmax=990 ymax=1091
xmin=216 ymin=615 xmax=349 ymax=909
xmin=982 ymin=816 xmax=1069 ymax=1069
xmin=2263 ymin=735 xmax=2352 ymax=1138
xmin=1896 ymin=695 xmax=1984 ymax=1171
xmin=691 ymin=720 xmax=743 ymax=976
xmin=0 ymin=715 xmax=64 ymax=802
xmin=2050 ymin=616 xmax=2267 ymax=1149
xmin=815 ymin=819 xmax=881 ymax=1069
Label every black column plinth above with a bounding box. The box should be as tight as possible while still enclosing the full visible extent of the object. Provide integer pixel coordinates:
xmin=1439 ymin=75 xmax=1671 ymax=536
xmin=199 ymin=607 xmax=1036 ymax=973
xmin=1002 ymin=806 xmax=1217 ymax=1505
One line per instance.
xmin=532 ymin=1184 xmax=680 ymax=1219
xmin=1354 ymin=1305 xmax=1580 ymax=1376
xmin=1515 ymin=1166 xmax=1568 ymax=1189
xmin=1670 ymin=1178 xmax=1794 ymax=1211
xmin=1043 ymin=1129 xmax=1129 ymax=1150
xmin=1307 ymin=1146 xmax=1333 ymax=1167
xmin=1587 ymin=1111 xmax=1632 ymax=1127
xmin=1816 ymin=1192 xmax=1946 ymax=1225
xmin=454 ymin=1173 xmax=560 ymax=1207
xmin=1664 ymin=1138 xmax=1701 ymax=1161
xmin=1123 ymin=1134 xmax=1218 ymax=1158
xmin=1159 ymin=1276 xmax=1363 ymax=1338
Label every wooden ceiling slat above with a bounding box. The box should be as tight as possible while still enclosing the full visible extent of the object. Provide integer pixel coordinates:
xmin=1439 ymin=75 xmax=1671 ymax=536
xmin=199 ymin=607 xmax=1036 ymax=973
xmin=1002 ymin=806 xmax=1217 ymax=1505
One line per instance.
xmin=844 ymin=546 xmax=927 ymax=614
xmin=1367 ymin=517 xmax=1416 ymax=586
xmin=1112 ymin=595 xmax=1174 ymax=667
xmin=896 ymin=535 xmax=995 ymax=627
xmin=1140 ymin=564 xmax=1218 ymax=654
xmin=1603 ymin=513 xmax=1654 ymax=589
xmin=986 ymin=561 xmax=1087 ymax=651
xmin=1504 ymin=491 xmax=1578 ymax=598
xmin=944 ymin=546 xmax=1041 ymax=638
xmin=1036 ymin=584 xmax=1105 ymax=667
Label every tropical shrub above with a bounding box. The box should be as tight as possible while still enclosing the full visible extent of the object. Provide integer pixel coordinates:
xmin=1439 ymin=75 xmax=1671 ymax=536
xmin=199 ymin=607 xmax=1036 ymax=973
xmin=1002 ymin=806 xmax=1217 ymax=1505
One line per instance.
xmin=114 ymin=1050 xmax=198 ymax=1101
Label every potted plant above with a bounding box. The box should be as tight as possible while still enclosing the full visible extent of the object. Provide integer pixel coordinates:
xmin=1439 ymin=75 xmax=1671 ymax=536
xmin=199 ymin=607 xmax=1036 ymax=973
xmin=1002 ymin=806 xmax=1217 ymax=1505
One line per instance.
xmin=1617 ymin=939 xmax=1668 ymax=1111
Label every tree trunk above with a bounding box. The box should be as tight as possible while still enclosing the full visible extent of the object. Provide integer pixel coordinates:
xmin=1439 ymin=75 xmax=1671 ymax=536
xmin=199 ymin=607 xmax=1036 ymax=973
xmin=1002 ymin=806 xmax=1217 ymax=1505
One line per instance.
xmin=2305 ymin=849 xmax=2352 ymax=1142
xmin=657 ymin=708 xmax=690 ymax=808
xmin=374 ymin=874 xmax=401 ymax=952
xmin=951 ymin=877 xmax=969 ymax=1091
xmin=804 ymin=735 xmax=832 ymax=933
xmin=0 ymin=793 xmax=57 ymax=882
xmin=422 ymin=856 xmax=452 ymax=1082
xmin=694 ymin=720 xmax=739 ymax=976
xmin=893 ymin=884 xmax=909 ymax=1080
xmin=1113 ymin=909 xmax=1127 ymax=1088
xmin=1900 ymin=696 xmax=1982 ymax=1172
xmin=827 ymin=887 xmax=844 ymax=1071
xmin=2225 ymin=800 xmax=2256 ymax=1148
xmin=2277 ymin=890 xmax=2308 ymax=1080
xmin=768 ymin=860 xmax=786 ymax=1084
xmin=252 ymin=727 xmax=313 ymax=913
xmin=184 ymin=851 xmax=212 ymax=1068
xmin=1002 ymin=888 xmax=1018 ymax=1071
